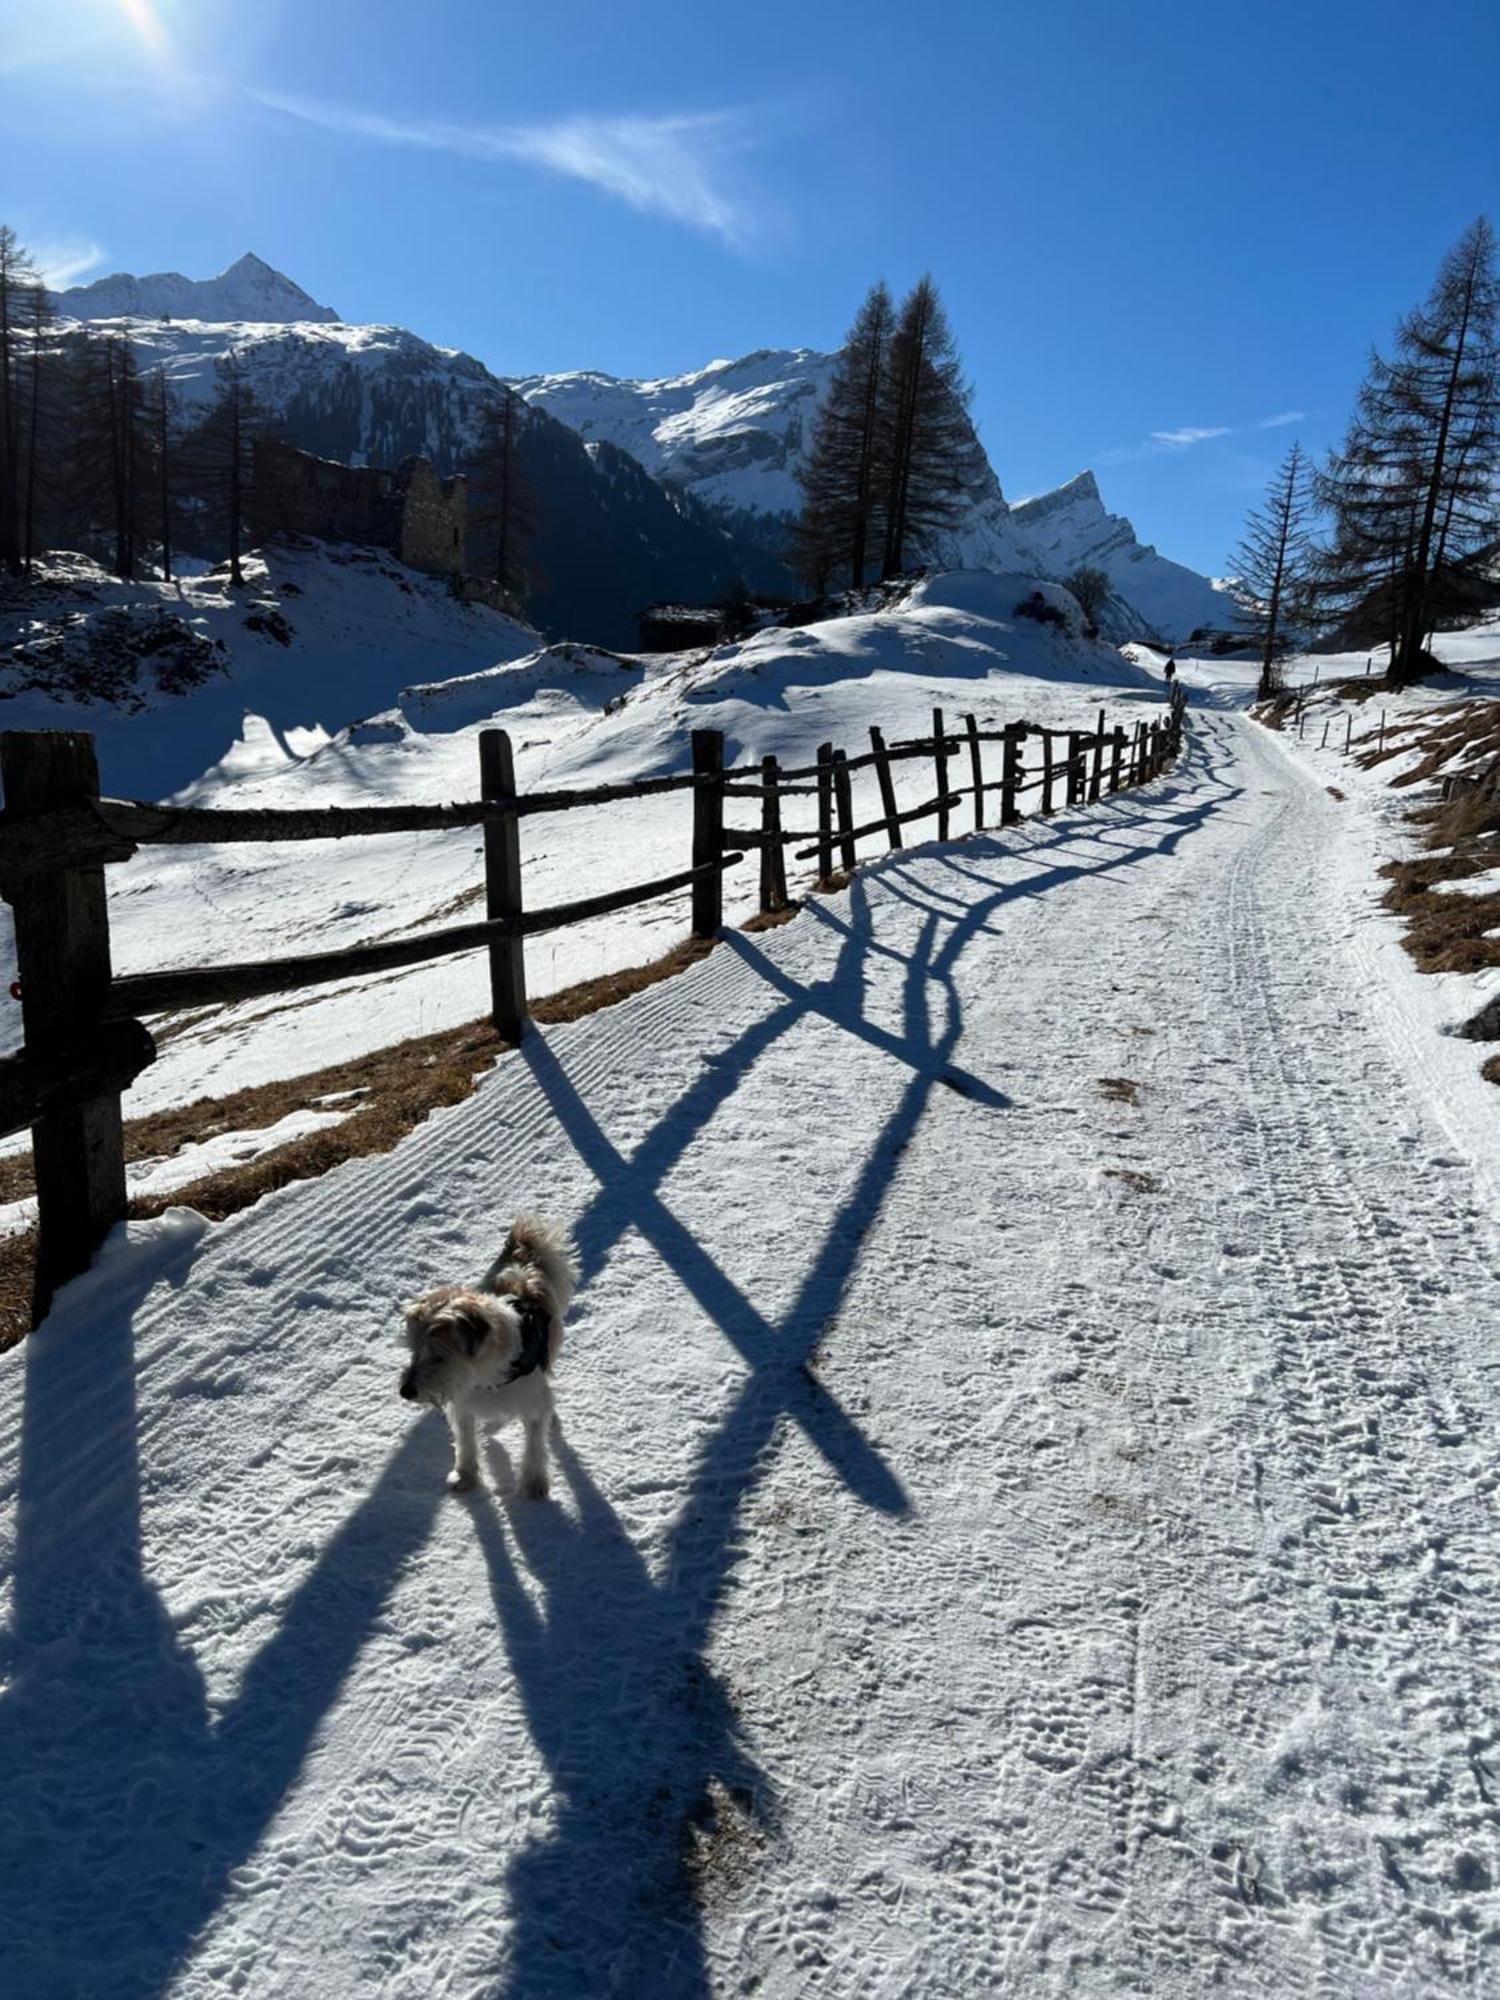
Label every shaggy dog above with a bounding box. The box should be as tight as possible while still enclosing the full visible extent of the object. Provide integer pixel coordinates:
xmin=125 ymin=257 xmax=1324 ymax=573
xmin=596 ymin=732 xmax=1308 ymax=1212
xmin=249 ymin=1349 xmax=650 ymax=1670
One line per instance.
xmin=399 ymin=1215 xmax=578 ymax=1496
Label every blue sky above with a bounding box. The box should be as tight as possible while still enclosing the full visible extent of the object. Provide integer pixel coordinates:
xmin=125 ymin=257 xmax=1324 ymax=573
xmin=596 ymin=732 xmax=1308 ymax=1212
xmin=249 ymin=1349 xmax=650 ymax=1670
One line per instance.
xmin=4 ymin=0 xmax=1497 ymax=574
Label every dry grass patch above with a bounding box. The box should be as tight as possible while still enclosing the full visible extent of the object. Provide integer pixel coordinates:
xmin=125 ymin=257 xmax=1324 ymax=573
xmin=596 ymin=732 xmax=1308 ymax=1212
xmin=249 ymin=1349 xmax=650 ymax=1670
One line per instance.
xmin=1098 ymin=1076 xmax=1143 ymax=1107
xmin=1387 ymin=703 xmax=1500 ymax=791
xmin=0 ymin=932 xmax=722 ymax=1349
xmin=1326 ymin=787 xmax=1346 ymax=802
xmin=1104 ymin=1167 xmax=1162 ymax=1194
xmin=1379 ymin=862 xmax=1500 ymax=976
xmin=741 ymin=901 xmax=803 ymax=933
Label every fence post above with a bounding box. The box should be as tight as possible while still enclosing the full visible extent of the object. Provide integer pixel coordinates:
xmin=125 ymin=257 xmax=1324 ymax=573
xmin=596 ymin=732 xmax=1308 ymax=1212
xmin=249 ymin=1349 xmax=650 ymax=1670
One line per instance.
xmin=933 ymin=707 xmax=950 ymax=842
xmin=1067 ymin=731 xmax=1085 ymax=807
xmin=1041 ymin=730 xmax=1055 ymax=814
xmin=965 ymin=713 xmax=984 ymax=831
xmin=1001 ymin=723 xmax=1022 ymax=827
xmin=0 ymin=730 xmax=129 ymax=1317
xmin=691 ymin=728 xmax=725 ymax=937
xmin=479 ymin=728 xmax=526 ymax=1042
xmin=1089 ymin=708 xmax=1106 ymax=802
xmin=833 ymin=750 xmax=857 ymax=873
xmin=1109 ymin=726 xmax=1125 ymax=793
xmin=759 ymin=753 xmax=787 ymax=913
xmin=869 ymin=725 xmax=902 ymax=851
xmin=815 ymin=742 xmax=834 ymax=885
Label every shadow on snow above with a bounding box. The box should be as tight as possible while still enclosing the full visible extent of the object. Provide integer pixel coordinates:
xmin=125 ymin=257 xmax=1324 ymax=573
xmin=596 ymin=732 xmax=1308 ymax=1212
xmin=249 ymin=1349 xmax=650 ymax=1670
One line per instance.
xmin=0 ymin=722 xmax=1238 ymax=1998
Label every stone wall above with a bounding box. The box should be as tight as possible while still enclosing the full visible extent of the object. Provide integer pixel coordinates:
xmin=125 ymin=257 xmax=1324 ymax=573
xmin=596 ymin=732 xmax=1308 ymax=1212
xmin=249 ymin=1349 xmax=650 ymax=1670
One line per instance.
xmin=394 ymin=458 xmax=467 ymax=576
xmin=253 ymin=442 xmax=467 ymax=577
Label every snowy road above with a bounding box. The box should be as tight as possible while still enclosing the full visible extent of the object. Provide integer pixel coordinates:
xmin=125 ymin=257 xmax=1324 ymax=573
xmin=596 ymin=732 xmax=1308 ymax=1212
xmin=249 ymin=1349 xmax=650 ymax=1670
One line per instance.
xmin=3 ymin=710 xmax=1500 ymax=1997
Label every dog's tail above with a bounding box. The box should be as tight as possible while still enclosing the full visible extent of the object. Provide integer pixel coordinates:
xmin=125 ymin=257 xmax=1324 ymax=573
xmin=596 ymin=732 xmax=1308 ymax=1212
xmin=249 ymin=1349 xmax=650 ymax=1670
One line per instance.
xmin=486 ymin=1213 xmax=579 ymax=1316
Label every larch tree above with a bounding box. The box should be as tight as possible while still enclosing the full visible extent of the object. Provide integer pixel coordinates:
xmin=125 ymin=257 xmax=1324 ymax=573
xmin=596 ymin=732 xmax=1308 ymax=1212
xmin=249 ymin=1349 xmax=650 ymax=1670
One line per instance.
xmin=191 ymin=355 xmax=267 ymax=586
xmin=67 ymin=336 xmax=152 ymax=580
xmin=791 ymin=280 xmax=895 ymax=592
xmin=0 ymin=226 xmax=40 ymax=573
xmin=879 ymin=277 xmax=988 ymax=580
xmin=1230 ymin=440 xmax=1313 ymax=699
xmin=470 ymin=388 xmax=540 ymax=605
xmin=1318 ymin=217 xmax=1499 ymax=687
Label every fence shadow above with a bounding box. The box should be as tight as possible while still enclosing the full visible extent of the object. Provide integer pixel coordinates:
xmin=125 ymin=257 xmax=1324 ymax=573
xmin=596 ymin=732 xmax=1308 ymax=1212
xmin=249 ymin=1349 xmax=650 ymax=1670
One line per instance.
xmin=0 ymin=716 xmax=1233 ymax=1999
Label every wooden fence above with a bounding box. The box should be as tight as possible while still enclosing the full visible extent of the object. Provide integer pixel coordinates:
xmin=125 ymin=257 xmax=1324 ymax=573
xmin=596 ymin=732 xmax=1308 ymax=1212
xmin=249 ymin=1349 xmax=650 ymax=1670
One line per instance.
xmin=0 ymin=682 xmax=1186 ymax=1313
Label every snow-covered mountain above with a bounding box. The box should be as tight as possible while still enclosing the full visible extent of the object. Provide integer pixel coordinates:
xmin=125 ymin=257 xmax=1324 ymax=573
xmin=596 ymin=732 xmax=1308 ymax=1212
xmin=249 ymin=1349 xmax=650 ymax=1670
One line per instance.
xmin=1010 ymin=471 xmax=1234 ymax=643
xmin=51 ymin=253 xmax=1230 ymax=645
xmin=515 ymin=347 xmax=1037 ymax=576
xmin=54 ymin=252 xmax=340 ymax=326
xmin=52 ymin=307 xmax=791 ymax=650
xmin=517 ymin=355 xmax=1231 ymax=639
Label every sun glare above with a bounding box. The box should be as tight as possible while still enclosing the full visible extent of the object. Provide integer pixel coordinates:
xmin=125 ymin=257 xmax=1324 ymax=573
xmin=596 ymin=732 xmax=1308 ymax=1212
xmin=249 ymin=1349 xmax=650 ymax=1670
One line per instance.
xmin=114 ymin=0 xmax=173 ymax=60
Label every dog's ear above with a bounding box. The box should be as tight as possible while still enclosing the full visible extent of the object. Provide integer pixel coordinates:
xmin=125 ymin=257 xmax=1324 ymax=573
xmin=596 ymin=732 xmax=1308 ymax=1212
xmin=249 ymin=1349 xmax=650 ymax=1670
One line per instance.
xmin=445 ymin=1300 xmax=492 ymax=1356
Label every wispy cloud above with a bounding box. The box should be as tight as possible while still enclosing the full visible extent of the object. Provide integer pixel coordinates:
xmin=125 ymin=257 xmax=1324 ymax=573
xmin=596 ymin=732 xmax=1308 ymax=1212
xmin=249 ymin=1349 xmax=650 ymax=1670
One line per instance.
xmin=1100 ymin=408 xmax=1305 ymax=467
xmin=32 ymin=235 xmax=107 ymax=288
xmin=1150 ymin=425 xmax=1231 ymax=450
xmin=249 ymin=88 xmax=778 ymax=247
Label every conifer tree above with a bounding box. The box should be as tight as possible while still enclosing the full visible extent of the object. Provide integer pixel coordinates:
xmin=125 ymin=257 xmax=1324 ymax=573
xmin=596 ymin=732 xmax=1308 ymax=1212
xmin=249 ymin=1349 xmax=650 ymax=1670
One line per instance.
xmin=791 ymin=281 xmax=895 ymax=592
xmin=1230 ymin=441 xmax=1312 ymax=699
xmin=879 ymin=277 xmax=987 ymax=580
xmin=1318 ymin=218 xmax=1499 ymax=686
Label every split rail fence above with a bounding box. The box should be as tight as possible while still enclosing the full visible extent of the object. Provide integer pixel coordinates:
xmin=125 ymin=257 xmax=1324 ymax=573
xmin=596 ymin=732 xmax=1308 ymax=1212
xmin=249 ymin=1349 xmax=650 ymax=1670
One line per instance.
xmin=0 ymin=682 xmax=1186 ymax=1313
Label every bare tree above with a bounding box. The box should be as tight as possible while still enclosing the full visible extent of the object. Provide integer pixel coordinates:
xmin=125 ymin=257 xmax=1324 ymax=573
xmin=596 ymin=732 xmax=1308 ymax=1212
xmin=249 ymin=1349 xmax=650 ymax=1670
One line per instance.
xmin=1063 ymin=564 xmax=1111 ymax=636
xmin=190 ymin=355 xmax=267 ymax=586
xmin=0 ymin=226 xmax=40 ymax=573
xmin=470 ymin=388 xmax=540 ymax=605
xmin=1230 ymin=441 xmax=1313 ymax=698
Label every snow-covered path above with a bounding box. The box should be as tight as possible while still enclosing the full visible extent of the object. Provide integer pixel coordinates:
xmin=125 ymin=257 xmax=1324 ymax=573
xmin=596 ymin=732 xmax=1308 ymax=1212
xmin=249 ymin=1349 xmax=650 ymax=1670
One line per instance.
xmin=3 ymin=711 xmax=1500 ymax=1998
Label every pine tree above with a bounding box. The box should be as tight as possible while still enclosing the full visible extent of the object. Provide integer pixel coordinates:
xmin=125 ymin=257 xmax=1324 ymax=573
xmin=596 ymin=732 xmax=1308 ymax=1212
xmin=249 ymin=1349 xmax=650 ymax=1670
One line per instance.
xmin=469 ymin=389 xmax=540 ymax=604
xmin=879 ymin=277 xmax=988 ymax=580
xmin=1318 ymin=218 xmax=1499 ymax=687
xmin=790 ymin=281 xmax=895 ymax=592
xmin=1230 ymin=441 xmax=1312 ymax=699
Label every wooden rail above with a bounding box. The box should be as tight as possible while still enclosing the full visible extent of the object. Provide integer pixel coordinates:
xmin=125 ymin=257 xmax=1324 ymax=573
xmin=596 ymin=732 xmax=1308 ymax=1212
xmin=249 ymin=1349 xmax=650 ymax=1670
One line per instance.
xmin=0 ymin=678 xmax=1187 ymax=1314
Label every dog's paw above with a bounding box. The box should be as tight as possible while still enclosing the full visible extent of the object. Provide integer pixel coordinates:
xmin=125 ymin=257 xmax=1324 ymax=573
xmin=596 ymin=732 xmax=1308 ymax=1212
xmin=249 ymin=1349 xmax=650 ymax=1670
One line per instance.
xmin=518 ymin=1472 xmax=550 ymax=1501
xmin=446 ymin=1467 xmax=478 ymax=1494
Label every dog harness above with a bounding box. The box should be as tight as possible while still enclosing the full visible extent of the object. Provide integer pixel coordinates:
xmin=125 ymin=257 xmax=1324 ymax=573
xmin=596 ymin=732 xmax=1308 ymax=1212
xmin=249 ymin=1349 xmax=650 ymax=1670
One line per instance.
xmin=504 ymin=1296 xmax=552 ymax=1384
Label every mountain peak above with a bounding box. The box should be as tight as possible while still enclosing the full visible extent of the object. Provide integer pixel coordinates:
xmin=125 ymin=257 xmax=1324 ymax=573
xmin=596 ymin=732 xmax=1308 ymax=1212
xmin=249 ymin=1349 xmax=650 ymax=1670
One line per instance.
xmin=54 ymin=254 xmax=340 ymax=327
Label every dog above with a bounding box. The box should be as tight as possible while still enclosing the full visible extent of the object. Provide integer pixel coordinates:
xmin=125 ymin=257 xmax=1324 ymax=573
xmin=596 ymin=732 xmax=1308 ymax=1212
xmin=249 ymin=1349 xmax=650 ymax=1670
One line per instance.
xmin=399 ymin=1214 xmax=578 ymax=1496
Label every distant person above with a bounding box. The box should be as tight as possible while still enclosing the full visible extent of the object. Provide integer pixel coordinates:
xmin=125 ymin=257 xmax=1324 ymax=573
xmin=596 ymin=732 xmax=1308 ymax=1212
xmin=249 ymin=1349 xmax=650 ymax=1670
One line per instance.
xmin=1164 ymin=657 xmax=1177 ymax=684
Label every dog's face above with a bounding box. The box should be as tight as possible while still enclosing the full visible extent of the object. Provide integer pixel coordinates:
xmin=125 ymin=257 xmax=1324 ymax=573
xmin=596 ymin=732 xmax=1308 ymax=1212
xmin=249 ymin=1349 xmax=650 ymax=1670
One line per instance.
xmin=398 ymin=1287 xmax=511 ymax=1406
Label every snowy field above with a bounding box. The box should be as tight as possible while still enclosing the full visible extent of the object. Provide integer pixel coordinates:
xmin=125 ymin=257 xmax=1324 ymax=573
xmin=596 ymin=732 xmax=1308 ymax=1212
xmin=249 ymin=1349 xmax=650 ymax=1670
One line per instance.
xmin=0 ymin=555 xmax=1162 ymax=1113
xmin=3 ymin=657 xmax=1500 ymax=1992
